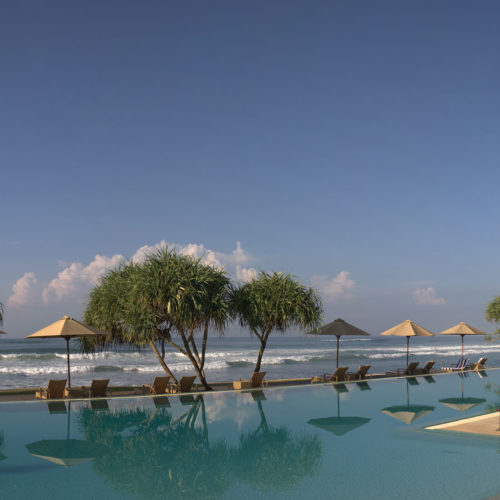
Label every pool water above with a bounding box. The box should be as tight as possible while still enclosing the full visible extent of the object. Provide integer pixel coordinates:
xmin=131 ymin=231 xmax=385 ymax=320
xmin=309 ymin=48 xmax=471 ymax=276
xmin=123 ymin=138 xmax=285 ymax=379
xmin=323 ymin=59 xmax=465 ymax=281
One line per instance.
xmin=0 ymin=370 xmax=498 ymax=500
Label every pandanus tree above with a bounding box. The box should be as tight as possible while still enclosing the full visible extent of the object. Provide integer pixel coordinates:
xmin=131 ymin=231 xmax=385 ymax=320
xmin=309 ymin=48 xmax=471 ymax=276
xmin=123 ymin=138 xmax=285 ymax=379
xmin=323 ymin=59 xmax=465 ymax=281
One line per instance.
xmin=231 ymin=272 xmax=322 ymax=372
xmin=486 ymin=296 xmax=500 ymax=339
xmin=82 ymin=248 xmax=231 ymax=390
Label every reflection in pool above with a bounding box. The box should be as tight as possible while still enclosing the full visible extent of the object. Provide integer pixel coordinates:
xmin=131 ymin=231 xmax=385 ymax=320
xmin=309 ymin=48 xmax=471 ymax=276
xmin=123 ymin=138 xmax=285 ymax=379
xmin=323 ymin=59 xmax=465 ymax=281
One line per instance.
xmin=76 ymin=393 xmax=321 ymax=498
xmin=0 ymin=370 xmax=498 ymax=499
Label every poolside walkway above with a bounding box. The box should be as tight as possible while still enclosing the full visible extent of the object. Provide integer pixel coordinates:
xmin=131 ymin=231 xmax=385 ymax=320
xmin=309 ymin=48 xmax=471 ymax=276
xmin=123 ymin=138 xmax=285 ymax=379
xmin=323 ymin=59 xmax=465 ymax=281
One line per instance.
xmin=426 ymin=412 xmax=500 ymax=437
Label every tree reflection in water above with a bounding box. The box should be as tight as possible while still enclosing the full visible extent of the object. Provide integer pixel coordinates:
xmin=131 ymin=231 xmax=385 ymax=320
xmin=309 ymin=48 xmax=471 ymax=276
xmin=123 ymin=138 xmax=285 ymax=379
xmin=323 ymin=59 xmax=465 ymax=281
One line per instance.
xmin=78 ymin=394 xmax=322 ymax=498
xmin=231 ymin=397 xmax=322 ymax=491
xmin=78 ymin=396 xmax=231 ymax=499
xmin=0 ymin=431 xmax=5 ymax=461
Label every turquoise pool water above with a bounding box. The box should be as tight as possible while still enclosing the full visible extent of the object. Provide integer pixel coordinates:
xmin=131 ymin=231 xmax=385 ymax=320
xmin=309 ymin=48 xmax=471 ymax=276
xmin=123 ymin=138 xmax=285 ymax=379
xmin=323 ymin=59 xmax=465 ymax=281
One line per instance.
xmin=0 ymin=371 xmax=498 ymax=499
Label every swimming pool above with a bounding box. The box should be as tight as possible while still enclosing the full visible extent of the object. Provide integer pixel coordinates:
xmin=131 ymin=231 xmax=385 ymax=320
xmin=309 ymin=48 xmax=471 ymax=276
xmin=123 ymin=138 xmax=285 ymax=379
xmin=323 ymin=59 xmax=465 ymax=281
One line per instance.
xmin=0 ymin=371 xmax=498 ymax=499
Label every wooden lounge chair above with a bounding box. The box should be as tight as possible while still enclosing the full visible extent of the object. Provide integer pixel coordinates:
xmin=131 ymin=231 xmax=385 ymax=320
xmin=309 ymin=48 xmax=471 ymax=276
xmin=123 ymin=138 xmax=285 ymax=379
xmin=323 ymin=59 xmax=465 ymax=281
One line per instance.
xmin=347 ymin=365 xmax=371 ymax=380
xmin=414 ymin=360 xmax=435 ymax=375
xmin=311 ymin=366 xmax=349 ymax=384
xmin=36 ymin=379 xmax=66 ymax=400
xmin=142 ymin=376 xmax=170 ymax=395
xmin=166 ymin=376 xmax=196 ymax=394
xmin=385 ymin=362 xmax=419 ymax=377
xmin=472 ymin=357 xmax=487 ymax=371
xmin=233 ymin=371 xmax=267 ymax=390
xmin=84 ymin=379 xmax=110 ymax=398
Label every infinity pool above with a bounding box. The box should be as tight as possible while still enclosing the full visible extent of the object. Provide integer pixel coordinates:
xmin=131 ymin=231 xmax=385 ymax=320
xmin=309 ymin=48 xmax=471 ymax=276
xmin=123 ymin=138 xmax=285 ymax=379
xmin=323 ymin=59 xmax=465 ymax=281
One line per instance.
xmin=0 ymin=370 xmax=498 ymax=499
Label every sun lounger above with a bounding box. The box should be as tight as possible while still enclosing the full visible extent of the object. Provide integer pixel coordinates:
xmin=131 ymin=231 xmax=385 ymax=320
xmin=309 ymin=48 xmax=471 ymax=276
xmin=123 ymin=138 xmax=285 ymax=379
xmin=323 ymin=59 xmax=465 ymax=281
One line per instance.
xmin=36 ymin=379 xmax=67 ymax=400
xmin=142 ymin=376 xmax=170 ymax=395
xmin=311 ymin=366 xmax=349 ymax=383
xmin=443 ymin=358 xmax=471 ymax=371
xmin=385 ymin=362 xmax=419 ymax=377
xmin=347 ymin=365 xmax=371 ymax=380
xmin=472 ymin=357 xmax=487 ymax=371
xmin=414 ymin=360 xmax=435 ymax=375
xmin=166 ymin=376 xmax=196 ymax=394
xmin=233 ymin=371 xmax=267 ymax=389
xmin=84 ymin=379 xmax=110 ymax=398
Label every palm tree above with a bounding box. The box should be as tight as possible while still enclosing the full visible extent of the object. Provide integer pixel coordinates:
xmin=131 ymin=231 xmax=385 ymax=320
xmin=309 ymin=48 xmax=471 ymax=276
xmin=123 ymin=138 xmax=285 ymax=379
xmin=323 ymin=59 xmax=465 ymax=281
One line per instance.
xmin=231 ymin=272 xmax=322 ymax=372
xmin=82 ymin=248 xmax=232 ymax=390
xmin=486 ymin=296 xmax=500 ymax=339
xmin=0 ymin=301 xmax=4 ymax=326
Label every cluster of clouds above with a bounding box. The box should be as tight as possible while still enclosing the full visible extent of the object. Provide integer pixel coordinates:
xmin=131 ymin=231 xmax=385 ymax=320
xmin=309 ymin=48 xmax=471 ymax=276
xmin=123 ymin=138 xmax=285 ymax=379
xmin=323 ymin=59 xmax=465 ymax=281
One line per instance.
xmin=5 ymin=239 xmax=448 ymax=311
xmin=412 ymin=287 xmax=446 ymax=305
xmin=6 ymin=241 xmax=258 ymax=308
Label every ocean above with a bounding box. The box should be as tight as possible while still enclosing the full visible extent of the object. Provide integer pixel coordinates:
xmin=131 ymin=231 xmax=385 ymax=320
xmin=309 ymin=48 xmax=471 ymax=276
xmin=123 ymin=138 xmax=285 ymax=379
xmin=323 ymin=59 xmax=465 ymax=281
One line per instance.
xmin=0 ymin=335 xmax=499 ymax=389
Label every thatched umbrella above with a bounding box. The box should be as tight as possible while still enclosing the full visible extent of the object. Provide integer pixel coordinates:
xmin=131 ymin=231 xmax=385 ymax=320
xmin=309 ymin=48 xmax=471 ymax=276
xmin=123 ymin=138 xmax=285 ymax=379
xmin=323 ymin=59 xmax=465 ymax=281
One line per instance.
xmin=308 ymin=318 xmax=370 ymax=368
xmin=380 ymin=320 xmax=434 ymax=368
xmin=0 ymin=330 xmax=7 ymax=335
xmin=440 ymin=322 xmax=487 ymax=357
xmin=25 ymin=316 xmax=109 ymax=387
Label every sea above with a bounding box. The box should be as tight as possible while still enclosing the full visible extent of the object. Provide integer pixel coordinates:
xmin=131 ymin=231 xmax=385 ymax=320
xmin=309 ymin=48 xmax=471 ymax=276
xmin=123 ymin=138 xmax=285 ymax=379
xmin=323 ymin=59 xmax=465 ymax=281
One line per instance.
xmin=0 ymin=335 xmax=499 ymax=389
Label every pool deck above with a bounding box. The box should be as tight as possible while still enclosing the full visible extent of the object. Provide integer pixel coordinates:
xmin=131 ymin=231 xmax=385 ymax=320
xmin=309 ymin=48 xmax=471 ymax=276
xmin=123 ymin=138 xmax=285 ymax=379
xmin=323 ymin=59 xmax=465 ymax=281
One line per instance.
xmin=426 ymin=412 xmax=500 ymax=437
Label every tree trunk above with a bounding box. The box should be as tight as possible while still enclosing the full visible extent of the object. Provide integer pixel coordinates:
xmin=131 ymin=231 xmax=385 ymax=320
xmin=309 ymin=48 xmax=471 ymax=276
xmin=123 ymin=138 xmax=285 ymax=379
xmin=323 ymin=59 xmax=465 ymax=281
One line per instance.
xmin=254 ymin=338 xmax=268 ymax=373
xmin=148 ymin=341 xmax=178 ymax=384
xmin=201 ymin=320 xmax=209 ymax=370
xmin=179 ymin=333 xmax=213 ymax=391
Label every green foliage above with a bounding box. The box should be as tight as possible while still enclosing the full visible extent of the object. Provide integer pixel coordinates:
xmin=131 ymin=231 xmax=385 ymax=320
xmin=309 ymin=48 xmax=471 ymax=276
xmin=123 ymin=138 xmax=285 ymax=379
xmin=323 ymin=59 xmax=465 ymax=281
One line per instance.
xmin=0 ymin=302 xmax=3 ymax=325
xmin=231 ymin=272 xmax=322 ymax=371
xmin=485 ymin=296 xmax=500 ymax=339
xmin=231 ymin=272 xmax=322 ymax=335
xmin=81 ymin=247 xmax=232 ymax=387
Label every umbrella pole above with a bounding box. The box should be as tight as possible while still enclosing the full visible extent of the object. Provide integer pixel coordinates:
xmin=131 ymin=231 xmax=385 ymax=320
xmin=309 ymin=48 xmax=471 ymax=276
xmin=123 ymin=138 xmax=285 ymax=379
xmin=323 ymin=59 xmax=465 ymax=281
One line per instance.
xmin=461 ymin=335 xmax=464 ymax=357
xmin=65 ymin=337 xmax=71 ymax=388
xmin=336 ymin=336 xmax=340 ymax=368
xmin=406 ymin=337 xmax=409 ymax=368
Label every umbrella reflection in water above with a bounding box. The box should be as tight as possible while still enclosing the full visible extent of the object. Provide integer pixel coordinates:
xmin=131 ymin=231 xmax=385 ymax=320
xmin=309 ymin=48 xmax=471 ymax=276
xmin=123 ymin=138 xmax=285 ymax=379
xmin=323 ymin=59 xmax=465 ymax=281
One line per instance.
xmin=439 ymin=373 xmax=486 ymax=413
xmin=25 ymin=402 xmax=108 ymax=468
xmin=381 ymin=378 xmax=435 ymax=424
xmin=308 ymin=384 xmax=371 ymax=436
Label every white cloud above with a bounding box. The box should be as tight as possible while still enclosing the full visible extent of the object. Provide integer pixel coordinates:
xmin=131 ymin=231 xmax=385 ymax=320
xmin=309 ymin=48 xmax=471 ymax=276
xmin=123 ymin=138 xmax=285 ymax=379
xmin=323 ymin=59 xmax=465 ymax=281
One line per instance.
xmin=42 ymin=254 xmax=124 ymax=304
xmin=12 ymin=241 xmax=255 ymax=306
xmin=7 ymin=272 xmax=39 ymax=307
xmin=235 ymin=266 xmax=257 ymax=282
xmin=132 ymin=240 xmax=253 ymax=271
xmin=310 ymin=271 xmax=356 ymax=302
xmin=412 ymin=287 xmax=446 ymax=305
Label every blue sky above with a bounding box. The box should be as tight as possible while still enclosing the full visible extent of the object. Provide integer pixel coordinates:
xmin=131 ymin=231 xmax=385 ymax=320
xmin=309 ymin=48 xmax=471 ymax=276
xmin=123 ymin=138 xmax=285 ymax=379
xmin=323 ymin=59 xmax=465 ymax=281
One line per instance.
xmin=1 ymin=1 xmax=499 ymax=337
